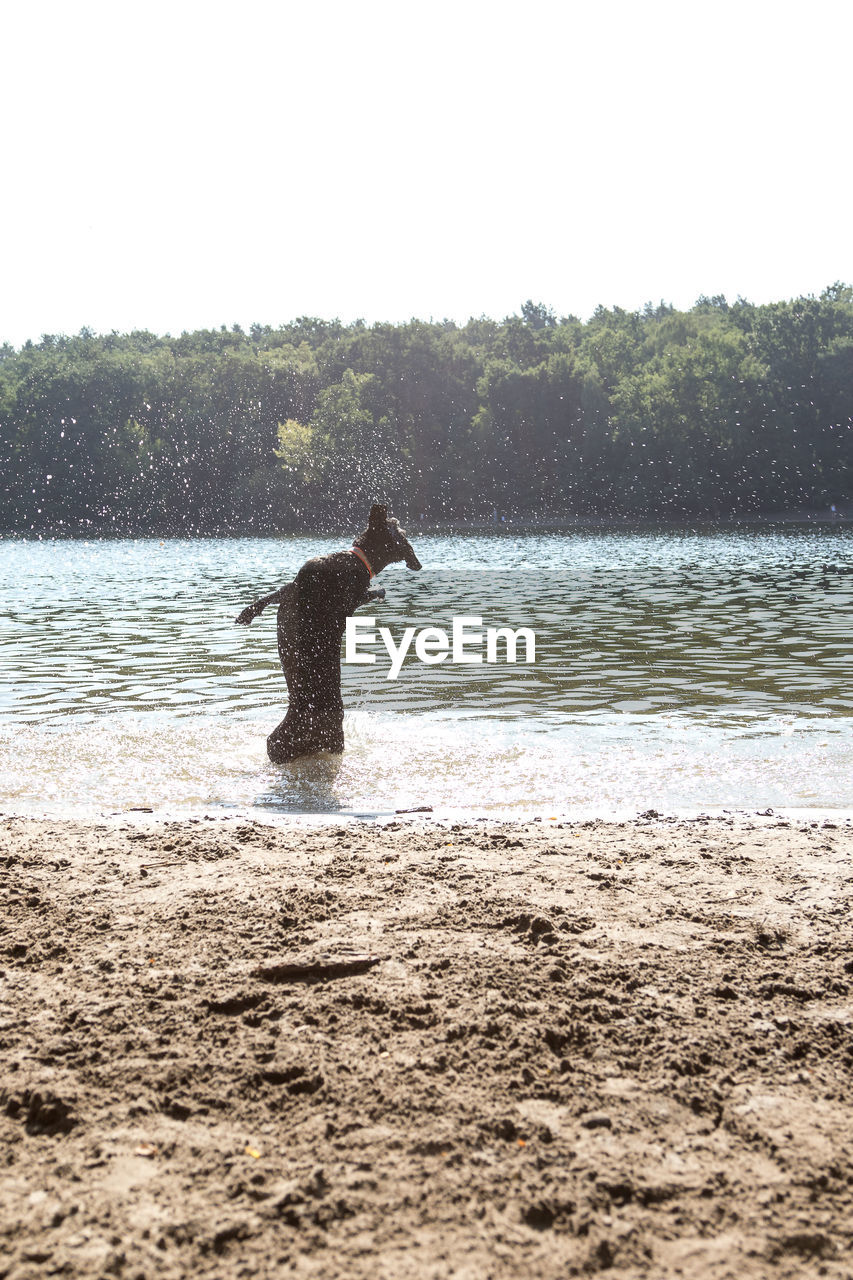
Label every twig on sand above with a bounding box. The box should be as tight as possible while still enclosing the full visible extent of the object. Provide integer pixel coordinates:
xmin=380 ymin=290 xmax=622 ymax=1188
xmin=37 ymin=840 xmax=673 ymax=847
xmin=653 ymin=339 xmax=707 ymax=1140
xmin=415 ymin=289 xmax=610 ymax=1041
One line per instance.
xmin=251 ymin=955 xmax=383 ymax=983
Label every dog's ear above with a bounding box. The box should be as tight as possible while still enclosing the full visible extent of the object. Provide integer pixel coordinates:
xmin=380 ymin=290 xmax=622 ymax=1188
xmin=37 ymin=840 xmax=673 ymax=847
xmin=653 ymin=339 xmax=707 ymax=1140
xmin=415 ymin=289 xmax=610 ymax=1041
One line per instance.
xmin=368 ymin=504 xmax=388 ymax=529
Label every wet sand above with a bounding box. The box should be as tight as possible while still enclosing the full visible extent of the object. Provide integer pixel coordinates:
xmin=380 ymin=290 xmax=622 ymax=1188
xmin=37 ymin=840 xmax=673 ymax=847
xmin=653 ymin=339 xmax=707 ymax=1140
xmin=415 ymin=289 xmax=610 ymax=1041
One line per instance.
xmin=2 ymin=811 xmax=852 ymax=1279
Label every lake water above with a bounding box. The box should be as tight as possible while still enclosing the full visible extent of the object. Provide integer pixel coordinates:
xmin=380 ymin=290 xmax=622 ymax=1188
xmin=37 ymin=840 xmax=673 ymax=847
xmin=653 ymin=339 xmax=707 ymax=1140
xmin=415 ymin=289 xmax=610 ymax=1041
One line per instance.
xmin=1 ymin=528 xmax=851 ymax=819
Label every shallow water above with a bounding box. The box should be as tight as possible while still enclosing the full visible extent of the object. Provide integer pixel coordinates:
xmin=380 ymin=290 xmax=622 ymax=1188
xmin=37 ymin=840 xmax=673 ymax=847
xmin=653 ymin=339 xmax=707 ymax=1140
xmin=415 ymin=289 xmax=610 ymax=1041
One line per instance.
xmin=1 ymin=528 xmax=851 ymax=817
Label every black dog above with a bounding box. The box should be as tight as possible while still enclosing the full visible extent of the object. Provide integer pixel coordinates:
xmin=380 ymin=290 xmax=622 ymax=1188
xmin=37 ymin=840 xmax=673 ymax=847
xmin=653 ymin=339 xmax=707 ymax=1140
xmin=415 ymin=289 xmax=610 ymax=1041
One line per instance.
xmin=236 ymin=505 xmax=421 ymax=762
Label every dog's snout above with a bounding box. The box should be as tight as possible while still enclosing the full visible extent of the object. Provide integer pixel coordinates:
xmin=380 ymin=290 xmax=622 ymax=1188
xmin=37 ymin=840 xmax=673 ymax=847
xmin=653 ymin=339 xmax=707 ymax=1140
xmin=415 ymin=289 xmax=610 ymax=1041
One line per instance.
xmin=405 ymin=551 xmax=422 ymax=571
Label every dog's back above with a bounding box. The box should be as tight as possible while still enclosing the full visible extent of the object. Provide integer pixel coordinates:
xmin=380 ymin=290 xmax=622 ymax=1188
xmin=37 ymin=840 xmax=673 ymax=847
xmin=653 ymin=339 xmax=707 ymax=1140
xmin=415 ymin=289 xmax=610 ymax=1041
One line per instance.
xmin=275 ymin=581 xmax=298 ymax=692
xmin=279 ymin=553 xmax=366 ymax=679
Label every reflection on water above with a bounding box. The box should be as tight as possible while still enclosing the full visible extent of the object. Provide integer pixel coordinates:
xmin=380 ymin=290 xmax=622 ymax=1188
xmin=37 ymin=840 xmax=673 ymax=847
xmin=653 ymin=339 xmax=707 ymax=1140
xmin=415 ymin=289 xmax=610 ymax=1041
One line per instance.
xmin=1 ymin=529 xmax=851 ymax=816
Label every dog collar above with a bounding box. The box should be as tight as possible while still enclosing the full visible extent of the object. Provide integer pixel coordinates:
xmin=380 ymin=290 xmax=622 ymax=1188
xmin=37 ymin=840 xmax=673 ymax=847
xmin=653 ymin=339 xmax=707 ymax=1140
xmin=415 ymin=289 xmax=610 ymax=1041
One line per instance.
xmin=350 ymin=546 xmax=373 ymax=577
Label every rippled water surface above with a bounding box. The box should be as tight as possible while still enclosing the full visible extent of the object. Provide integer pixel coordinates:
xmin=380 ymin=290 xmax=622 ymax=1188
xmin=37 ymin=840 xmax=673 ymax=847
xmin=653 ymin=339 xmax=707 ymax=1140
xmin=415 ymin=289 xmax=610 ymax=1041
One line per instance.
xmin=2 ymin=529 xmax=851 ymax=816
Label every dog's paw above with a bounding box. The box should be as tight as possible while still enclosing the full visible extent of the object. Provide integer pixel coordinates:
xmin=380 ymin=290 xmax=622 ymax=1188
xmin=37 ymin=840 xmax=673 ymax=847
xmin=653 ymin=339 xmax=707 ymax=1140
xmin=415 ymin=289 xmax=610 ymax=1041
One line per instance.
xmin=235 ymin=605 xmax=258 ymax=625
xmin=356 ymin=587 xmax=386 ymax=609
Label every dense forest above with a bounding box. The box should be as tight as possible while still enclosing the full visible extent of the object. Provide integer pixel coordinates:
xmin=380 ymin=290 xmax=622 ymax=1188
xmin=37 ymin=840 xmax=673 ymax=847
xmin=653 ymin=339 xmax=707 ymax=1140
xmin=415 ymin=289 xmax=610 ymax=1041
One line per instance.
xmin=2 ymin=287 xmax=852 ymax=534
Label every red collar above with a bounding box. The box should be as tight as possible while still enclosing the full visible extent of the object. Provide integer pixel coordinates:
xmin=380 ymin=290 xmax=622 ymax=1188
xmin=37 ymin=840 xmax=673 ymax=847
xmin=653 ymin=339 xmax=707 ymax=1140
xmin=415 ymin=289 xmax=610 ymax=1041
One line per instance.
xmin=350 ymin=546 xmax=373 ymax=577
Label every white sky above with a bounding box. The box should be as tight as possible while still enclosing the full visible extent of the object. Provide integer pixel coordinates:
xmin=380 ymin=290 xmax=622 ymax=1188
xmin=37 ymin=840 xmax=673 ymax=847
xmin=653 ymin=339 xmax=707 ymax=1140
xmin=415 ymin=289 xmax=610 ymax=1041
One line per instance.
xmin=2 ymin=0 xmax=851 ymax=347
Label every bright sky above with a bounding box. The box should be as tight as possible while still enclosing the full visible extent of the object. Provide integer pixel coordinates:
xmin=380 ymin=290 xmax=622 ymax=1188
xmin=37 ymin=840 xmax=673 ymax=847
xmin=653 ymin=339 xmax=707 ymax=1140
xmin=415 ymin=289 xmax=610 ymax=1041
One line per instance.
xmin=3 ymin=0 xmax=851 ymax=347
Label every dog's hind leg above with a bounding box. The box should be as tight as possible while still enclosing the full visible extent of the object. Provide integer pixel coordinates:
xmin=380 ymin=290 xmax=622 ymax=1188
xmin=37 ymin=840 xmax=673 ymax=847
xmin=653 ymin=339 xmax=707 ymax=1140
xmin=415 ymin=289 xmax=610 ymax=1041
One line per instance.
xmin=266 ymin=696 xmax=344 ymax=763
xmin=267 ymin=713 xmax=296 ymax=763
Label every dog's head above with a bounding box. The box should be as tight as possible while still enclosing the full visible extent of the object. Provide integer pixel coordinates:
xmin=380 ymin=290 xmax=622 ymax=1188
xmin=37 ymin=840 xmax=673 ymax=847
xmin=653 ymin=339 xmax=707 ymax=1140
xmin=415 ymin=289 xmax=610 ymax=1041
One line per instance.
xmin=357 ymin=504 xmax=422 ymax=572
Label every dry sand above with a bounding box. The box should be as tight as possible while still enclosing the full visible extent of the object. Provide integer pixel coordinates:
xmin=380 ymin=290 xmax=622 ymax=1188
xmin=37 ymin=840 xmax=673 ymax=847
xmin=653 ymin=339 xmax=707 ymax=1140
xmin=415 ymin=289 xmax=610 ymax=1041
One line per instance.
xmin=2 ymin=810 xmax=852 ymax=1279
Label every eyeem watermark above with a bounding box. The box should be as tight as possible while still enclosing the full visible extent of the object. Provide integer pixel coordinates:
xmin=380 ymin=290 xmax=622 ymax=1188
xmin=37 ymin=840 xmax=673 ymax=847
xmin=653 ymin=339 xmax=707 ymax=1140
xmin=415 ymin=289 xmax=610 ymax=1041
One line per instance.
xmin=345 ymin=616 xmax=536 ymax=680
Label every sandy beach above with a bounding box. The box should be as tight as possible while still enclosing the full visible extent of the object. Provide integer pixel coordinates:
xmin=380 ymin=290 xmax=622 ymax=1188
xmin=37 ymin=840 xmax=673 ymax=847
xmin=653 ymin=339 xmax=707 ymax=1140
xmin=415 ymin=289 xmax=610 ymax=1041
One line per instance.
xmin=2 ymin=811 xmax=852 ymax=1279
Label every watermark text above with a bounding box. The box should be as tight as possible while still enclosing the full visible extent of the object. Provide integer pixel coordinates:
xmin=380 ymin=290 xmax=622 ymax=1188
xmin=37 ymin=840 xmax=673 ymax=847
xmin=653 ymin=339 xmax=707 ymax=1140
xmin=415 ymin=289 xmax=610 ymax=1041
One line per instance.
xmin=345 ymin=616 xmax=536 ymax=680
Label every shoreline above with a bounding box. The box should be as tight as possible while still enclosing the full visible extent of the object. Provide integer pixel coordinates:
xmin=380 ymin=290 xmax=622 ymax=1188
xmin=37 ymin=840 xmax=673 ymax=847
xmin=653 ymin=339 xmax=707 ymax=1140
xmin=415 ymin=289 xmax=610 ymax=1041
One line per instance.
xmin=4 ymin=802 xmax=853 ymax=827
xmin=3 ymin=811 xmax=853 ymax=1278
xmin=3 ymin=508 xmax=852 ymax=540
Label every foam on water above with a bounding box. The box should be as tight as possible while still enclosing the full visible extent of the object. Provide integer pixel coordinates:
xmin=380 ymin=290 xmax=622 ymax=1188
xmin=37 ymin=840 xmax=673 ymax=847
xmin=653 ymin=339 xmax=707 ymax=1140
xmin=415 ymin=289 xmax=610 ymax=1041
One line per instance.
xmin=2 ymin=706 xmax=851 ymax=820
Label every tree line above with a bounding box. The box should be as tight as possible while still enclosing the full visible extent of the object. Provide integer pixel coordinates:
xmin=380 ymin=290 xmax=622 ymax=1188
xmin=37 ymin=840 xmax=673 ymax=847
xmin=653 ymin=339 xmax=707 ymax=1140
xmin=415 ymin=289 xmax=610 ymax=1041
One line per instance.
xmin=1 ymin=287 xmax=851 ymax=534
